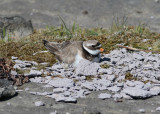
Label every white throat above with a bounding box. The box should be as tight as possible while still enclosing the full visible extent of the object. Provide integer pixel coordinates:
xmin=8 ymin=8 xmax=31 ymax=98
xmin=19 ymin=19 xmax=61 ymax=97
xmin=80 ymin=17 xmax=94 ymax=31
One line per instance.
xmin=83 ymin=43 xmax=100 ymax=55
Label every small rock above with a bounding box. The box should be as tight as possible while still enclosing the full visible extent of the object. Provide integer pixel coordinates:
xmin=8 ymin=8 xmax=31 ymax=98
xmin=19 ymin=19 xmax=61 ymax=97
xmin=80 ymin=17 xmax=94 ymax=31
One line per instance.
xmin=112 ymin=94 xmax=123 ymax=99
xmin=55 ymin=96 xmax=77 ymax=103
xmin=150 ymin=86 xmax=160 ymax=95
xmin=156 ymin=107 xmax=160 ymax=111
xmin=126 ymin=81 xmax=135 ymax=87
xmin=113 ymin=97 xmax=123 ymax=102
xmin=151 ymin=110 xmax=155 ymax=113
xmin=48 ymin=78 xmax=74 ymax=88
xmin=25 ymin=88 xmax=29 ymax=91
xmin=133 ymin=53 xmax=144 ymax=60
xmin=50 ymin=111 xmax=58 ymax=114
xmin=139 ymin=109 xmax=145 ymax=113
xmin=29 ymin=69 xmax=42 ymax=76
xmin=11 ymin=70 xmax=17 ymax=76
xmin=75 ymin=59 xmax=99 ymax=76
xmin=11 ymin=56 xmax=18 ymax=60
xmin=0 ymin=16 xmax=33 ymax=41
xmin=120 ymin=93 xmax=133 ymax=100
xmin=30 ymin=77 xmax=45 ymax=83
xmin=7 ymin=102 xmax=11 ymax=105
xmin=107 ymin=86 xmax=121 ymax=92
xmin=63 ymin=91 xmax=71 ymax=97
xmin=82 ymin=10 xmax=88 ymax=15
xmin=53 ymin=88 xmax=67 ymax=93
xmin=155 ymin=0 xmax=159 ymax=3
xmin=122 ymin=87 xmax=152 ymax=99
xmin=81 ymin=82 xmax=96 ymax=91
xmin=35 ymin=101 xmax=45 ymax=106
xmin=0 ymin=80 xmax=16 ymax=98
xmin=107 ymin=75 xmax=115 ymax=81
xmin=98 ymin=93 xmax=111 ymax=99
xmin=36 ymin=92 xmax=49 ymax=96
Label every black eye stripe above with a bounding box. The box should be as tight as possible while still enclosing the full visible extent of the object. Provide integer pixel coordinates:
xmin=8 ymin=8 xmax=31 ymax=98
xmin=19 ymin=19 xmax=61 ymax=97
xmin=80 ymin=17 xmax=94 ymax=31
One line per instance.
xmin=96 ymin=42 xmax=100 ymax=46
xmin=91 ymin=42 xmax=100 ymax=47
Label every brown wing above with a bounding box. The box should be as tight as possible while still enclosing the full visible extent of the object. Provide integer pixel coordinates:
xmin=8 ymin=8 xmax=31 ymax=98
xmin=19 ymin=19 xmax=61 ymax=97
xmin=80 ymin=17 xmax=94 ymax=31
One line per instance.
xmin=58 ymin=41 xmax=83 ymax=64
xmin=42 ymin=40 xmax=59 ymax=54
xmin=42 ymin=40 xmax=73 ymax=56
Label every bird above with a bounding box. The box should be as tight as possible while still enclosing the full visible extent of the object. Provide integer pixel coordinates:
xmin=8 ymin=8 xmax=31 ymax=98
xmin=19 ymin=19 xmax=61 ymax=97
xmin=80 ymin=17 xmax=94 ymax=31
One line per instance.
xmin=42 ymin=40 xmax=104 ymax=66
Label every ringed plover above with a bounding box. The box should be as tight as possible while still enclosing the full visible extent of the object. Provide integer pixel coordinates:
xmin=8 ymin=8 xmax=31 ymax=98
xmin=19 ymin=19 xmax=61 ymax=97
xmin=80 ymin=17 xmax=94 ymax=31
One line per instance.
xmin=43 ymin=40 xmax=104 ymax=66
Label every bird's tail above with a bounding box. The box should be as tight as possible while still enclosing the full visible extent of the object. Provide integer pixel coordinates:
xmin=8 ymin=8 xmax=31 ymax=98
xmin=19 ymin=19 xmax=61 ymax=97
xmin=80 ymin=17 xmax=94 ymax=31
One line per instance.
xmin=42 ymin=40 xmax=59 ymax=54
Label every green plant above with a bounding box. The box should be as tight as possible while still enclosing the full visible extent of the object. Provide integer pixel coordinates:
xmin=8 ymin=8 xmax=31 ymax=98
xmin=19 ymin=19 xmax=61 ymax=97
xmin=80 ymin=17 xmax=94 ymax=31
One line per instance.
xmin=110 ymin=16 xmax=128 ymax=33
xmin=58 ymin=15 xmax=73 ymax=39
xmin=134 ymin=23 xmax=146 ymax=36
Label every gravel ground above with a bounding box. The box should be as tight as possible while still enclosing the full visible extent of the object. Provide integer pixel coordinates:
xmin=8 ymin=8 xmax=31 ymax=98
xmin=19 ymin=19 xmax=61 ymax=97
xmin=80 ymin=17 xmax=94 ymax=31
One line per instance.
xmin=1 ymin=49 xmax=160 ymax=114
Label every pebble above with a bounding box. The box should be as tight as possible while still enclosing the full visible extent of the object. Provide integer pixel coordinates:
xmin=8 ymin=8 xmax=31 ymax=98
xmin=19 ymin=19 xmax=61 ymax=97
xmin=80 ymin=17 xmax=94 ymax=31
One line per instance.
xmin=25 ymin=88 xmax=29 ymax=91
xmin=75 ymin=59 xmax=100 ymax=76
xmin=34 ymin=101 xmax=45 ymax=106
xmin=139 ymin=109 xmax=145 ymax=113
xmin=7 ymin=102 xmax=11 ymax=105
xmin=29 ymin=69 xmax=42 ymax=76
xmin=11 ymin=56 xmax=18 ymax=60
xmin=50 ymin=111 xmax=58 ymax=114
xmin=149 ymin=86 xmax=160 ymax=95
xmin=122 ymin=87 xmax=152 ymax=99
xmin=156 ymin=107 xmax=160 ymax=111
xmin=98 ymin=93 xmax=112 ymax=99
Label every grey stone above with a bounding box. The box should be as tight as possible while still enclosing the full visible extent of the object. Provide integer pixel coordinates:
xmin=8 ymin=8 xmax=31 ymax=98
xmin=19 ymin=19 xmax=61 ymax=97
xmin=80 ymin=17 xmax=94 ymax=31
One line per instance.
xmin=98 ymin=68 xmax=114 ymax=75
xmin=139 ymin=109 xmax=145 ymax=113
xmin=132 ymin=53 xmax=144 ymax=60
xmin=30 ymin=77 xmax=46 ymax=83
xmin=120 ymin=93 xmax=133 ymax=100
xmin=107 ymin=86 xmax=121 ymax=92
xmin=126 ymin=81 xmax=135 ymax=87
xmin=156 ymin=107 xmax=160 ymax=111
xmin=75 ymin=59 xmax=99 ymax=76
xmin=149 ymin=86 xmax=160 ymax=95
xmin=122 ymin=87 xmax=152 ymax=99
xmin=50 ymin=111 xmax=58 ymax=114
xmin=53 ymin=88 xmax=67 ymax=93
xmin=112 ymin=94 xmax=123 ymax=99
xmin=0 ymin=16 xmax=33 ymax=41
xmin=11 ymin=56 xmax=18 ymax=60
xmin=55 ymin=96 xmax=77 ymax=103
xmin=10 ymin=70 xmax=17 ymax=76
xmin=0 ymin=80 xmax=16 ymax=98
xmin=81 ymin=81 xmax=96 ymax=91
xmin=29 ymin=69 xmax=42 ymax=76
xmin=34 ymin=101 xmax=45 ymax=106
xmin=98 ymin=93 xmax=111 ymax=99
xmin=48 ymin=78 xmax=74 ymax=88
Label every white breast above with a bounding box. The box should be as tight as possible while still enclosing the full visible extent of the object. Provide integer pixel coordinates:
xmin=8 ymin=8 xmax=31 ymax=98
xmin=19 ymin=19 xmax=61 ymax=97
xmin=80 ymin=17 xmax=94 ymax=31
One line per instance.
xmin=72 ymin=51 xmax=84 ymax=67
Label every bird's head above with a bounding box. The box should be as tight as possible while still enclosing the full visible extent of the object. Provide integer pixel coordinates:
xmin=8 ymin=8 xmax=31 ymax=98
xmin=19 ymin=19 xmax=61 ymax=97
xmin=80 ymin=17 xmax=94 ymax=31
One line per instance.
xmin=83 ymin=40 xmax=104 ymax=55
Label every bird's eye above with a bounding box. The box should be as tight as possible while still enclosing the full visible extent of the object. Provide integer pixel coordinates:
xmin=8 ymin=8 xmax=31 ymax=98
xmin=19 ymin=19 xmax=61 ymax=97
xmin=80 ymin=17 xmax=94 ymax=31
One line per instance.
xmin=92 ymin=45 xmax=96 ymax=48
xmin=96 ymin=42 xmax=100 ymax=46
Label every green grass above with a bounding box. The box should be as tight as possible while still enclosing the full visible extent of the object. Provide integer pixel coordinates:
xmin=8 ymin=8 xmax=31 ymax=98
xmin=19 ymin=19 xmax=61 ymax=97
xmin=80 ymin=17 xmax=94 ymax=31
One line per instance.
xmin=0 ymin=18 xmax=160 ymax=65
